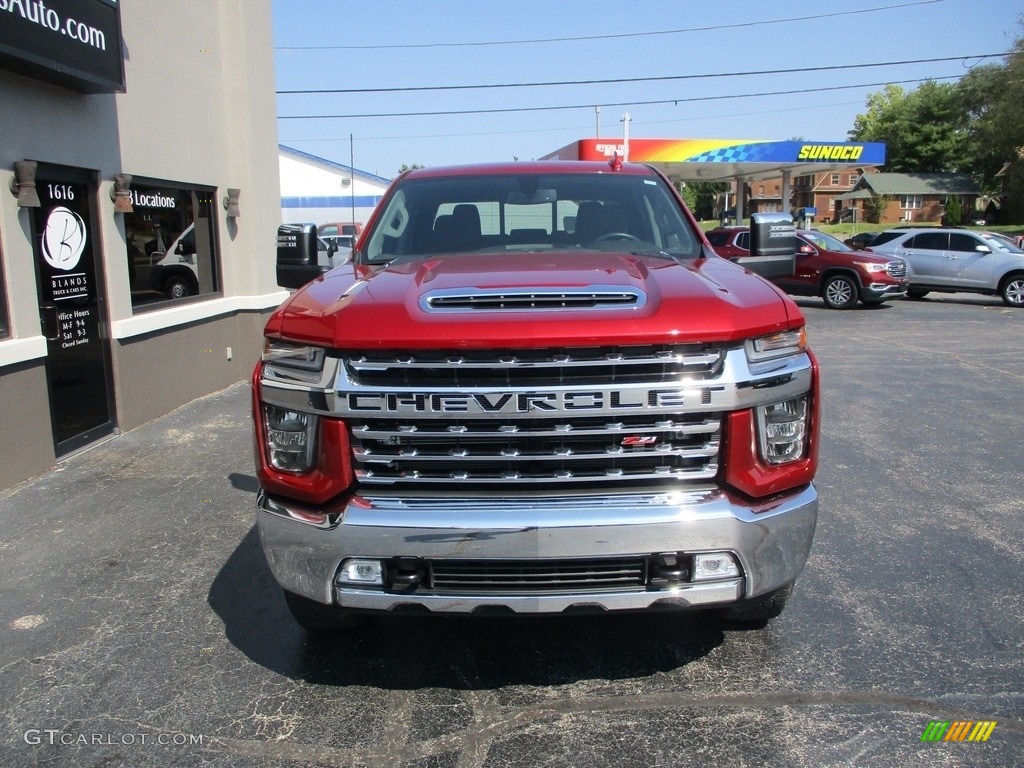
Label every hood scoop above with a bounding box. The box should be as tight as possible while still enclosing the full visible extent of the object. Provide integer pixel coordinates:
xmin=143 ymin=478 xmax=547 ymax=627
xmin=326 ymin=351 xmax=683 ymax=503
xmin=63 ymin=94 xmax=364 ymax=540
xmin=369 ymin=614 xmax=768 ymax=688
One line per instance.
xmin=421 ymin=286 xmax=646 ymax=312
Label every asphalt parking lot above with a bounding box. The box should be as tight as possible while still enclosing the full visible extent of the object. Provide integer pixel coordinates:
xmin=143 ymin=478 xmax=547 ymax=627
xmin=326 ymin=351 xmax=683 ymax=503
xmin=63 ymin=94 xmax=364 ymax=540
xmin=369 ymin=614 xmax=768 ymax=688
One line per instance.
xmin=1 ymin=291 xmax=1022 ymax=768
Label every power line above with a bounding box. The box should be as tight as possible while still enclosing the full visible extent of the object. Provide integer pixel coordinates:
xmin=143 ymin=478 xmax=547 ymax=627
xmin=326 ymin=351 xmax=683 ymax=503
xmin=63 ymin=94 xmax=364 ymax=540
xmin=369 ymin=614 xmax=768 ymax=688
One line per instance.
xmin=277 ymin=54 xmax=1005 ymax=95
xmin=275 ymin=0 xmax=944 ymax=51
xmin=279 ymin=99 xmax=868 ymax=144
xmin=277 ymin=76 xmax=963 ymax=121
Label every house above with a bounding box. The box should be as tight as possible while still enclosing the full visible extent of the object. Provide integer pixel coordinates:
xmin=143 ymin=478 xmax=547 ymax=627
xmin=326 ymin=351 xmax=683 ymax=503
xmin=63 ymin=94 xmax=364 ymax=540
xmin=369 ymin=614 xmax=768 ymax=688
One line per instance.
xmin=834 ymin=173 xmax=981 ymax=224
xmin=746 ymin=167 xmax=878 ymax=222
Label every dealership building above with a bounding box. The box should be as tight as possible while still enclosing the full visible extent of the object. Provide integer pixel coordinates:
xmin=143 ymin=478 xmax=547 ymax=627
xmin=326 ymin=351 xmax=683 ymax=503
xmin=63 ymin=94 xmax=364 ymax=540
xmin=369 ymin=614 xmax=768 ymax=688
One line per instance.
xmin=0 ymin=0 xmax=284 ymax=490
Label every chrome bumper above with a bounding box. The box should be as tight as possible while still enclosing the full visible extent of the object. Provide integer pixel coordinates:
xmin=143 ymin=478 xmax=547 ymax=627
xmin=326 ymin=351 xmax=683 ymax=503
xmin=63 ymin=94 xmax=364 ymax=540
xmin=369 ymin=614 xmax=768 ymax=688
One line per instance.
xmin=256 ymin=484 xmax=817 ymax=614
xmin=863 ymin=282 xmax=908 ymax=302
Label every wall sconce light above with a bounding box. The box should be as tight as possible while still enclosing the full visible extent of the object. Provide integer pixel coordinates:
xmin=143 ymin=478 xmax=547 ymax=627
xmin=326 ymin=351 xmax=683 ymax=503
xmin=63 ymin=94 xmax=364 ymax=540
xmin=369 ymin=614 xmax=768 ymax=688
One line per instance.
xmin=110 ymin=173 xmax=133 ymax=213
xmin=340 ymin=177 xmax=351 ymax=188
xmin=9 ymin=160 xmax=41 ymax=208
xmin=223 ymin=188 xmax=241 ymax=218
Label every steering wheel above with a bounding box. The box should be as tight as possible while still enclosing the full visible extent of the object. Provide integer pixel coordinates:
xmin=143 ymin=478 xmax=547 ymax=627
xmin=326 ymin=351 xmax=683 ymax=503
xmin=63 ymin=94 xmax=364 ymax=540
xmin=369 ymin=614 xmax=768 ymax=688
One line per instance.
xmin=593 ymin=232 xmax=642 ymax=244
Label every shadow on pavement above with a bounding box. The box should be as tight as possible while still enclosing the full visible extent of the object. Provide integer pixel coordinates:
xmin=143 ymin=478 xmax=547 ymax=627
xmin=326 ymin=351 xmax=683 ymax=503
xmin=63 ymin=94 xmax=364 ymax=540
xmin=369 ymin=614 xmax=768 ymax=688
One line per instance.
xmin=208 ymin=527 xmax=726 ymax=691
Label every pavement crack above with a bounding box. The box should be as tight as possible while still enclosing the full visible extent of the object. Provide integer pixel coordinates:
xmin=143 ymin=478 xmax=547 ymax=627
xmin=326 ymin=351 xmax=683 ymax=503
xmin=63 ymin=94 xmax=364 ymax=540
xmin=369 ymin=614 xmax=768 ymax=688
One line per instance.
xmin=205 ymin=687 xmax=1024 ymax=766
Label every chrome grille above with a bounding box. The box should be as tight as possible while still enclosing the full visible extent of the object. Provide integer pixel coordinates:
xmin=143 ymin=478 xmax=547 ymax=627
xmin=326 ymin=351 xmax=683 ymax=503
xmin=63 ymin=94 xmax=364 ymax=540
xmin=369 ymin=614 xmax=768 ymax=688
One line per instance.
xmin=344 ymin=344 xmax=725 ymax=488
xmin=351 ymin=413 xmax=720 ymax=485
xmin=886 ymin=260 xmax=908 ymax=278
xmin=345 ymin=344 xmax=723 ymax=388
xmin=429 ymin=557 xmax=647 ymax=594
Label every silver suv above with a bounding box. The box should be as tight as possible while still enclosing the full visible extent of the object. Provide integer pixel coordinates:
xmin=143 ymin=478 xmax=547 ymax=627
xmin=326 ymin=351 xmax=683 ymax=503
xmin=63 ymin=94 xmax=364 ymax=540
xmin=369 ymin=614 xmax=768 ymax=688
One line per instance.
xmin=868 ymin=228 xmax=1024 ymax=307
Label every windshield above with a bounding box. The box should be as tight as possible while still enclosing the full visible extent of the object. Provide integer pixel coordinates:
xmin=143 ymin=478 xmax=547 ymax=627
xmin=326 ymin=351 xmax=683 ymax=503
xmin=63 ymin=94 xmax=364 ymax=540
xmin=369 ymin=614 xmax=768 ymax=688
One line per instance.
xmin=362 ymin=172 xmax=701 ymax=265
xmin=980 ymin=232 xmax=1024 ymax=254
xmin=799 ymin=230 xmax=853 ymax=252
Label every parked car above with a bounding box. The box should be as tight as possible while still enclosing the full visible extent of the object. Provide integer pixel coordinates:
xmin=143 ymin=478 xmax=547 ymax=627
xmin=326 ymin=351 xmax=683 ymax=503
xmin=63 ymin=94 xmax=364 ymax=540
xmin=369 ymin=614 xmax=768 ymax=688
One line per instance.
xmin=707 ymin=226 xmax=908 ymax=309
xmin=844 ymin=232 xmax=879 ymax=250
xmin=867 ymin=228 xmax=1024 ymax=306
xmin=318 ymin=221 xmax=363 ymax=238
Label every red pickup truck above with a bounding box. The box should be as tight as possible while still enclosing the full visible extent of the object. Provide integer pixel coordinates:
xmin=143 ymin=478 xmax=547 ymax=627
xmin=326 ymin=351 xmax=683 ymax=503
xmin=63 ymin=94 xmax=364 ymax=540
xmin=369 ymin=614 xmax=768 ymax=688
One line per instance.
xmin=257 ymin=161 xmax=819 ymax=632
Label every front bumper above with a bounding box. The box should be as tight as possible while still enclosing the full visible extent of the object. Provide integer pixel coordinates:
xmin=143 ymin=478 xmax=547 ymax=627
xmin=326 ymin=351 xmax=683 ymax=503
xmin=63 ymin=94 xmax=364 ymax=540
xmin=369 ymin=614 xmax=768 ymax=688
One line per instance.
xmin=861 ymin=280 xmax=908 ymax=302
xmin=256 ymin=483 xmax=818 ymax=615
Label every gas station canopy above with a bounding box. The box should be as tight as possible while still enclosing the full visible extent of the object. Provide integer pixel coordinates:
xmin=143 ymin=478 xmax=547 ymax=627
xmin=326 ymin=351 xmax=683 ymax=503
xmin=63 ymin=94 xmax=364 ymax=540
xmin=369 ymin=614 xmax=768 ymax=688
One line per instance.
xmin=543 ymin=138 xmax=886 ymax=183
xmin=543 ymin=138 xmax=885 ymax=220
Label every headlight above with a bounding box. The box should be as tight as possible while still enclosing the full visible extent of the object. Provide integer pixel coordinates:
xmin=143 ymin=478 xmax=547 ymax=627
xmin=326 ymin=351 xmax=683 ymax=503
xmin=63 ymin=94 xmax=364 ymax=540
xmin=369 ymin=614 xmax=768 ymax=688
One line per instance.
xmin=756 ymin=396 xmax=810 ymax=464
xmin=855 ymin=262 xmax=887 ymax=274
xmin=264 ymin=405 xmax=318 ymax=472
xmin=262 ymin=339 xmax=325 ymax=371
xmin=745 ymin=328 xmax=807 ymax=364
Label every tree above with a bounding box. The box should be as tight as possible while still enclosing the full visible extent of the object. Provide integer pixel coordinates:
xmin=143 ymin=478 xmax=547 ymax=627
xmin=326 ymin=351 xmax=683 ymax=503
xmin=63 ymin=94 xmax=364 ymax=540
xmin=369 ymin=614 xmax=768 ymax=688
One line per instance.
xmin=863 ymin=195 xmax=892 ymax=224
xmin=956 ymin=28 xmax=1024 ymax=220
xmin=943 ymin=194 xmax=962 ymax=226
xmin=398 ymin=163 xmax=425 ymax=174
xmin=849 ymin=82 xmax=968 ymax=173
xmin=849 ymin=22 xmax=1024 ymax=221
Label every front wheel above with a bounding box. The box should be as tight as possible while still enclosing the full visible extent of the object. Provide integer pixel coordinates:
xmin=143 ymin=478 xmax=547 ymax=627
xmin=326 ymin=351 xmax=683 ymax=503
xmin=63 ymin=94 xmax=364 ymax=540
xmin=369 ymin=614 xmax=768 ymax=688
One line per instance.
xmin=1000 ymin=274 xmax=1024 ymax=307
xmin=822 ymin=274 xmax=859 ymax=309
xmin=164 ymin=276 xmax=194 ymax=300
xmin=284 ymin=590 xmax=364 ymax=632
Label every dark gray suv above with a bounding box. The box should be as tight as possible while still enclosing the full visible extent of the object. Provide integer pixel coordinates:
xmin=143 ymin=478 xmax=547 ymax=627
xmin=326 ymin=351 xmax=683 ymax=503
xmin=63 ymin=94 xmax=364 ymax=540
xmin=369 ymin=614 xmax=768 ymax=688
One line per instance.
xmin=868 ymin=228 xmax=1024 ymax=307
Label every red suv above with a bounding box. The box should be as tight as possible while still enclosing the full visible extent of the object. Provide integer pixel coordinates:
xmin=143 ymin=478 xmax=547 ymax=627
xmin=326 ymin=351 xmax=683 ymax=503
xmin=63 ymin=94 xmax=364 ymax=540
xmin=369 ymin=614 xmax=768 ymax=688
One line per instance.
xmin=707 ymin=227 xmax=908 ymax=309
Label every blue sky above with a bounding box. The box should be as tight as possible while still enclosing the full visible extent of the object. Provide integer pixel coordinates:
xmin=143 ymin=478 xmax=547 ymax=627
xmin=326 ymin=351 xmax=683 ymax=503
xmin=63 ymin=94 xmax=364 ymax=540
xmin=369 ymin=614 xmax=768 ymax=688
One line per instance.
xmin=272 ymin=0 xmax=1021 ymax=179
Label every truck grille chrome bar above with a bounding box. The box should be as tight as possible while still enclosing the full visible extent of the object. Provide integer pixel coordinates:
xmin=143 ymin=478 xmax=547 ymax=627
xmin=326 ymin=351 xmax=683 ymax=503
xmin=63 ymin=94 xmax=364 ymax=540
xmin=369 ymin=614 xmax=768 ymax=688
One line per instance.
xmin=346 ymin=344 xmax=723 ymax=387
xmin=429 ymin=557 xmax=648 ymax=594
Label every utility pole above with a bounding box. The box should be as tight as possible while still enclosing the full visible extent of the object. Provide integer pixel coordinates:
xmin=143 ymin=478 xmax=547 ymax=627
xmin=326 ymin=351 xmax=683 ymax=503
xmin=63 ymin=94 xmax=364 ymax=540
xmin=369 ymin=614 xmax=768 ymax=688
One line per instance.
xmin=349 ymin=133 xmax=356 ymax=225
xmin=595 ymin=106 xmax=600 ymax=138
xmin=620 ymin=112 xmax=631 ymax=162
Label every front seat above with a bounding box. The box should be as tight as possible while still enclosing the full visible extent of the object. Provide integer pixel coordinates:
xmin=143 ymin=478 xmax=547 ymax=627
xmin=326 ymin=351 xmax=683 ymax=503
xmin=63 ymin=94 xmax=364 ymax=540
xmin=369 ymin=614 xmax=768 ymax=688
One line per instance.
xmin=575 ymin=201 xmax=626 ymax=245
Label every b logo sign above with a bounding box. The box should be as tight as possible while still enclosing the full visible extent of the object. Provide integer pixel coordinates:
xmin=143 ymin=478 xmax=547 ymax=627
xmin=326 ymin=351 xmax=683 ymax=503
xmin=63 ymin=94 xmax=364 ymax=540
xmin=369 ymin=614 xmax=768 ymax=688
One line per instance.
xmin=42 ymin=206 xmax=87 ymax=271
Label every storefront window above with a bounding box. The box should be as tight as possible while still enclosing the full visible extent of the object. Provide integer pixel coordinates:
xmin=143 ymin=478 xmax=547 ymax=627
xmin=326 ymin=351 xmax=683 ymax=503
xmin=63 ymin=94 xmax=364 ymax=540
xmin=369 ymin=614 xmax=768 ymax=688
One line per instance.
xmin=122 ymin=181 xmax=220 ymax=308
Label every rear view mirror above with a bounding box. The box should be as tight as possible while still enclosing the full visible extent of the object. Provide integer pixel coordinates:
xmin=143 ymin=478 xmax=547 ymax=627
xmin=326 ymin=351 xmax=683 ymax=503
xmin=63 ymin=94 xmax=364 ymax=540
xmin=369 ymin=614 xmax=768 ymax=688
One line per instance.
xmin=734 ymin=213 xmax=796 ymax=279
xmin=277 ymin=223 xmax=328 ymax=289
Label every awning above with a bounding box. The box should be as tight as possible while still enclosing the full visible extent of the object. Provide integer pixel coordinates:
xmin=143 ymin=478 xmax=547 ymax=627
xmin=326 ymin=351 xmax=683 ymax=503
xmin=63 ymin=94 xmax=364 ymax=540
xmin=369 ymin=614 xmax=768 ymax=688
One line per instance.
xmin=834 ymin=189 xmax=873 ymax=202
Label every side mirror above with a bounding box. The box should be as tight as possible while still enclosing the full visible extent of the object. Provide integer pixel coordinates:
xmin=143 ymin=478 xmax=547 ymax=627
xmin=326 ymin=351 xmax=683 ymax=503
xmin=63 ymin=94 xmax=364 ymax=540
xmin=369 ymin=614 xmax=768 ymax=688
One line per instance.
xmin=734 ymin=213 xmax=796 ymax=279
xmin=798 ymin=244 xmax=815 ymax=255
xmin=277 ymin=223 xmax=328 ymax=289
xmin=976 ymin=245 xmax=992 ymax=254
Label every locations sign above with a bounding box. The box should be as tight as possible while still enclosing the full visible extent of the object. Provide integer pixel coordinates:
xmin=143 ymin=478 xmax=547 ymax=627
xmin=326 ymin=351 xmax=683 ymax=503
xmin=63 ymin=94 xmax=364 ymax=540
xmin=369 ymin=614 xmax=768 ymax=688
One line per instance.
xmin=0 ymin=0 xmax=124 ymax=93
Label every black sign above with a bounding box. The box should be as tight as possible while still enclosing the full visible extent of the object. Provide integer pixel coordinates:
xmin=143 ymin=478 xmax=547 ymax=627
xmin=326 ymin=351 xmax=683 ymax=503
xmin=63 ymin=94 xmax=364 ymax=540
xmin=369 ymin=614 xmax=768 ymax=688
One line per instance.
xmin=0 ymin=0 xmax=124 ymax=93
xmin=36 ymin=180 xmax=97 ymax=306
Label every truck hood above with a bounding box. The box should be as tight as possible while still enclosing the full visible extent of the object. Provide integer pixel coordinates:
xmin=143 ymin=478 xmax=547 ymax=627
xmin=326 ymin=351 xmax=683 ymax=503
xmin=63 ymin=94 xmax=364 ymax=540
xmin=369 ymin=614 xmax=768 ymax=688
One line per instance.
xmin=266 ymin=251 xmax=800 ymax=349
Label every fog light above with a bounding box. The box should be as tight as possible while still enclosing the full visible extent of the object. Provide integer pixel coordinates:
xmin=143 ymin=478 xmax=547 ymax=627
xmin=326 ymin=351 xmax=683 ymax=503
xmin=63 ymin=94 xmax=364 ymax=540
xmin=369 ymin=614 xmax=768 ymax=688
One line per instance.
xmin=264 ymin=405 xmax=317 ymax=472
xmin=337 ymin=559 xmax=384 ymax=586
xmin=756 ymin=396 xmax=809 ymax=465
xmin=693 ymin=553 xmax=740 ymax=581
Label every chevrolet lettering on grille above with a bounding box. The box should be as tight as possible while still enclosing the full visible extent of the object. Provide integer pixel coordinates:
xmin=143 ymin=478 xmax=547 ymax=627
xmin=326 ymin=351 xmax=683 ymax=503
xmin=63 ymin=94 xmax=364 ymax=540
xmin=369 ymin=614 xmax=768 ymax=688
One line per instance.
xmin=344 ymin=388 xmax=703 ymax=415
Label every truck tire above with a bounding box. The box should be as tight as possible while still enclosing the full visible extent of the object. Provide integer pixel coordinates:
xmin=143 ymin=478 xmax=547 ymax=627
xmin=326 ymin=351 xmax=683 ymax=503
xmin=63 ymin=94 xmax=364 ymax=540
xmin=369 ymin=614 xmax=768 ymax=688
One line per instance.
xmin=283 ymin=590 xmax=364 ymax=632
xmin=821 ymin=274 xmax=858 ymax=309
xmin=719 ymin=582 xmax=793 ymax=627
xmin=1000 ymin=274 xmax=1024 ymax=307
